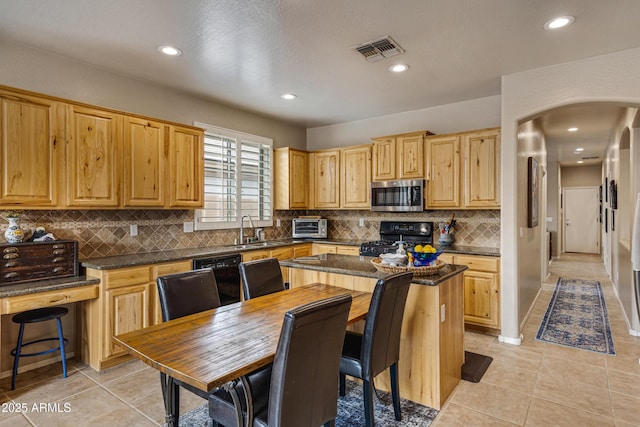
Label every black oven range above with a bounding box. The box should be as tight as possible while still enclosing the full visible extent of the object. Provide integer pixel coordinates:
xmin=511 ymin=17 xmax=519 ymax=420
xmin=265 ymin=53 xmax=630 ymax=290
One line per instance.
xmin=360 ymin=221 xmax=434 ymax=256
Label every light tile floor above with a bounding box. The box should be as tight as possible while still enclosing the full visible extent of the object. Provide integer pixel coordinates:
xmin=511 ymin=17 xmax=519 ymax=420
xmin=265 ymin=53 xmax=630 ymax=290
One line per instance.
xmin=1 ymin=253 xmax=639 ymax=426
xmin=434 ymin=253 xmax=640 ymax=427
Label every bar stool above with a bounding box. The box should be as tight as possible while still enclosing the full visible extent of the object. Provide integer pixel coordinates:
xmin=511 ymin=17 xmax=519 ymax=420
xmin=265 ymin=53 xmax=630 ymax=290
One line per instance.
xmin=10 ymin=307 xmax=69 ymax=390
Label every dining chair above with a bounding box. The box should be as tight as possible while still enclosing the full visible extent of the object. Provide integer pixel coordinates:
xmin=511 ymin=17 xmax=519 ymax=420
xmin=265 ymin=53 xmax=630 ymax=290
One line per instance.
xmin=338 ymin=271 xmax=413 ymax=427
xmin=156 ymin=268 xmax=222 ymax=423
xmin=240 ymin=257 xmax=285 ymax=300
xmin=209 ymin=293 xmax=353 ymax=427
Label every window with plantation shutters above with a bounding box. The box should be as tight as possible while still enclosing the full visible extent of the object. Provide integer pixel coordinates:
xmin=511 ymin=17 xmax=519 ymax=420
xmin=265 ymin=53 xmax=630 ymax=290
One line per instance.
xmin=194 ymin=122 xmax=273 ymax=231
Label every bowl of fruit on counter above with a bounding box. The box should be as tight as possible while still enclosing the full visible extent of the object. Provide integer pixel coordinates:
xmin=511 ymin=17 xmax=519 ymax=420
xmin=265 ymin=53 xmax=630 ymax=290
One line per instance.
xmin=408 ymin=244 xmax=443 ymax=267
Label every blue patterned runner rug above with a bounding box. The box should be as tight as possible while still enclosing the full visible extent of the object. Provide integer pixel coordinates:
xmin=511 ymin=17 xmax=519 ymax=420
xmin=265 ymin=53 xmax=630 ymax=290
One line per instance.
xmin=536 ymin=278 xmax=615 ymax=355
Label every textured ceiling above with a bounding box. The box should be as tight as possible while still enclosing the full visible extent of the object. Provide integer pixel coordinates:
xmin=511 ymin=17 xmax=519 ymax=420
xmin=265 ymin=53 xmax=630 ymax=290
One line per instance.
xmin=1 ymin=0 xmax=639 ymax=162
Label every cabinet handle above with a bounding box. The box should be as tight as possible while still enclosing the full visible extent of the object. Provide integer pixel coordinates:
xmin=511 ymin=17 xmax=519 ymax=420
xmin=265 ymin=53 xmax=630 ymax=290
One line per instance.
xmin=4 ymin=260 xmax=18 ymax=267
xmin=52 ymin=244 xmax=66 ymax=249
xmin=3 ymin=247 xmax=18 ymax=253
xmin=3 ymin=272 xmax=19 ymax=279
xmin=3 ymin=253 xmax=18 ymax=260
xmin=53 ymin=249 xmax=66 ymax=256
xmin=52 ymin=267 xmax=66 ymax=274
xmin=52 ymin=257 xmax=66 ymax=263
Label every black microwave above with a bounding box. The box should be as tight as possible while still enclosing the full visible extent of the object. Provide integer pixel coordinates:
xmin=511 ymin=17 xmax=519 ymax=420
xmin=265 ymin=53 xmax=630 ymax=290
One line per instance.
xmin=370 ymin=179 xmax=424 ymax=212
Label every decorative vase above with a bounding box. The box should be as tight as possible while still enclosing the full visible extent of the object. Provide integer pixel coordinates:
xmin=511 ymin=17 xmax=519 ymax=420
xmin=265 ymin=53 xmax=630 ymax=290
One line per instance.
xmin=4 ymin=217 xmax=24 ymax=243
xmin=438 ymin=233 xmax=454 ymax=247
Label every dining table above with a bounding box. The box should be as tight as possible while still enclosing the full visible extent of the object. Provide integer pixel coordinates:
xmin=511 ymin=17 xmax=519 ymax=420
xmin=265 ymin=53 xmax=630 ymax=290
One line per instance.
xmin=112 ymin=283 xmax=372 ymax=427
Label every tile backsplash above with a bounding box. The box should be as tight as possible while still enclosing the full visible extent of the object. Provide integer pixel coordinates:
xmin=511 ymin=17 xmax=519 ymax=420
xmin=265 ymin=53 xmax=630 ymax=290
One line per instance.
xmin=2 ymin=209 xmax=499 ymax=259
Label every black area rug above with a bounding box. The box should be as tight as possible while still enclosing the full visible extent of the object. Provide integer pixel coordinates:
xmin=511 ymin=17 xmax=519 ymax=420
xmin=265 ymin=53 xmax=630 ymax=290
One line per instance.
xmin=461 ymin=351 xmax=493 ymax=383
xmin=165 ymin=380 xmax=438 ymax=427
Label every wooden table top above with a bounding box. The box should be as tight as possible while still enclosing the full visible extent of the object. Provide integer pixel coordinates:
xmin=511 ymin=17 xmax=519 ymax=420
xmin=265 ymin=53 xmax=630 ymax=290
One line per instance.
xmin=113 ymin=283 xmax=371 ymax=392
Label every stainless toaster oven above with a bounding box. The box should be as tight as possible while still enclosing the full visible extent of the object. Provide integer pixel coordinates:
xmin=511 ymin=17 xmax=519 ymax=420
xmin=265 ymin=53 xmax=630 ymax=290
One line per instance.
xmin=292 ymin=218 xmax=327 ymax=239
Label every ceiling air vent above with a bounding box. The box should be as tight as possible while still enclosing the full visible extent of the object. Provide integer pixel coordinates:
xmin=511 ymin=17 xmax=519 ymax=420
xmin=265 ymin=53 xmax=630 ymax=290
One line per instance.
xmin=582 ymin=156 xmax=600 ymax=160
xmin=353 ymin=36 xmax=404 ymax=62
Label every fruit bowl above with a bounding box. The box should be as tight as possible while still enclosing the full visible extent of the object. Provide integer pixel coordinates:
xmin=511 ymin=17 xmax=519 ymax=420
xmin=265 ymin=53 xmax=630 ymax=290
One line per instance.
xmin=409 ymin=250 xmax=443 ymax=267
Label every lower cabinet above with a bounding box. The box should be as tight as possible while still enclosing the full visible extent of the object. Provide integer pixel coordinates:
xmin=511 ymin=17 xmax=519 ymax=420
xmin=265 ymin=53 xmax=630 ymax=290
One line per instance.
xmin=312 ymin=243 xmax=360 ymax=255
xmin=84 ymin=260 xmax=191 ymax=371
xmin=440 ymin=253 xmax=500 ymax=329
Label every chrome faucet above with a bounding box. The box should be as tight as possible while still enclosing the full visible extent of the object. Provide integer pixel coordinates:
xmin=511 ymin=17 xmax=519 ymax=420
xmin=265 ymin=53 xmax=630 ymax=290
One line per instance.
xmin=240 ymin=214 xmax=255 ymax=244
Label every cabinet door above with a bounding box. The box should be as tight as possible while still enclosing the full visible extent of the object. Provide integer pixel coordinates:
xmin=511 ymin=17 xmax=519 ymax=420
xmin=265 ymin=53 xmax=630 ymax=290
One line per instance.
xmin=462 ymin=270 xmax=499 ymax=328
xmin=274 ymin=148 xmax=308 ymax=209
xmin=464 ymin=129 xmax=500 ymax=208
xmin=104 ymin=284 xmax=151 ymax=359
xmin=313 ymin=243 xmax=337 ymax=255
xmin=293 ymin=244 xmax=312 ymax=257
xmin=169 ymin=125 xmax=203 ymax=208
xmin=336 ymin=245 xmax=360 ymax=255
xmin=242 ymin=250 xmax=270 ymax=261
xmin=371 ymin=137 xmax=396 ymax=181
xmin=425 ymin=136 xmax=461 ymax=208
xmin=0 ymin=92 xmax=60 ymax=206
xmin=123 ymin=117 xmax=166 ymax=206
xmin=66 ymin=106 xmax=121 ymax=207
xmin=313 ymin=150 xmax=340 ymax=208
xmin=397 ymin=134 xmax=424 ymax=179
xmin=341 ymin=145 xmax=371 ymax=209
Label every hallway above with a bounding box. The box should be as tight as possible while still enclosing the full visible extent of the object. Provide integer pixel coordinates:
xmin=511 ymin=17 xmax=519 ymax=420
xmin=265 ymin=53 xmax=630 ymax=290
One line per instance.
xmin=434 ymin=253 xmax=640 ymax=426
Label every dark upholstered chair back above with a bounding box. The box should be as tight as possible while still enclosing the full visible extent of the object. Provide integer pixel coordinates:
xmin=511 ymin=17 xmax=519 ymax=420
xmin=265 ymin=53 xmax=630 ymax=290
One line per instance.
xmin=156 ymin=269 xmax=222 ymax=321
xmin=240 ymin=257 xmax=285 ymax=300
xmin=361 ymin=272 xmax=412 ymax=379
xmin=268 ymin=293 xmax=352 ymax=427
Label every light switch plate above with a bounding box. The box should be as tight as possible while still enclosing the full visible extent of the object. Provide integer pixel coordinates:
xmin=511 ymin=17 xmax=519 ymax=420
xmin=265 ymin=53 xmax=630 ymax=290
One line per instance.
xmin=183 ymin=222 xmax=194 ymax=233
xmin=130 ymin=224 xmax=138 ymax=236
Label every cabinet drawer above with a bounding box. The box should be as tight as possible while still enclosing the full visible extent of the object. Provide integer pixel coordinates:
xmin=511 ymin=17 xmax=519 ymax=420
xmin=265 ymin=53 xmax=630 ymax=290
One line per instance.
xmin=454 ymin=255 xmax=499 ymax=272
xmin=438 ymin=253 xmax=454 ymax=264
xmin=104 ymin=266 xmax=151 ymax=289
xmin=0 ymin=241 xmax=78 ymax=285
xmin=1 ymin=285 xmax=99 ymax=314
xmin=270 ymin=246 xmax=294 ymax=260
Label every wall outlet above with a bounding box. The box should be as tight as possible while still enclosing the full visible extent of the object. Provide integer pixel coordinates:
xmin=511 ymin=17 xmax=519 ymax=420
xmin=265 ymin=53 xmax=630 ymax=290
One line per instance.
xmin=130 ymin=224 xmax=138 ymax=236
xmin=276 ymin=219 xmax=281 ymax=227
xmin=359 ymin=218 xmax=365 ymax=227
xmin=183 ymin=222 xmax=194 ymax=233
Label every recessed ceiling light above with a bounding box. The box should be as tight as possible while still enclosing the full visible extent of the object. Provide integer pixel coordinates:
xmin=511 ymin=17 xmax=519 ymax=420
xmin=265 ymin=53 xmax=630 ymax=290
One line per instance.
xmin=281 ymin=93 xmax=297 ymax=100
xmin=389 ymin=64 xmax=410 ymax=73
xmin=577 ymin=160 xmax=584 ymax=164
xmin=544 ymin=16 xmax=575 ymax=30
xmin=158 ymin=46 xmax=182 ymax=56
xmin=575 ymin=147 xmax=584 ymax=152
xmin=567 ymin=127 xmax=578 ymax=132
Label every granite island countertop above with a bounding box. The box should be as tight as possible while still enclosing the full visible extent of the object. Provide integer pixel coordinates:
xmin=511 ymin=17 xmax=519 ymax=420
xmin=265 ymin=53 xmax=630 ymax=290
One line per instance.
xmin=280 ymin=253 xmax=468 ymax=286
xmin=0 ymin=275 xmax=100 ymax=298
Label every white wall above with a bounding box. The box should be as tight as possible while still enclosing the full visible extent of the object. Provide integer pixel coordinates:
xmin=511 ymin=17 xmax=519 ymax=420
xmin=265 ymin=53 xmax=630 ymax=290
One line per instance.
xmin=0 ymin=39 xmax=306 ymax=149
xmin=306 ymin=96 xmax=501 ymax=149
xmin=502 ymin=47 xmax=640 ymax=341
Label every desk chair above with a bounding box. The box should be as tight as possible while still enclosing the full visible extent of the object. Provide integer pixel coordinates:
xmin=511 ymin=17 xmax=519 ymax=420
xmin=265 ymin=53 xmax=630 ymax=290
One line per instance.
xmin=240 ymin=257 xmax=285 ymax=300
xmin=209 ymin=293 xmax=352 ymax=427
xmin=339 ymin=271 xmax=413 ymax=427
xmin=156 ymin=268 xmax=222 ymax=423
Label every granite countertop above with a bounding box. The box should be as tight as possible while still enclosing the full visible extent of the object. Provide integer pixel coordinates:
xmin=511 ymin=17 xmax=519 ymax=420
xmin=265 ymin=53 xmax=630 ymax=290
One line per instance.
xmin=81 ymin=238 xmax=499 ymax=270
xmin=0 ymin=276 xmax=100 ymax=298
xmin=280 ymin=253 xmax=468 ymax=286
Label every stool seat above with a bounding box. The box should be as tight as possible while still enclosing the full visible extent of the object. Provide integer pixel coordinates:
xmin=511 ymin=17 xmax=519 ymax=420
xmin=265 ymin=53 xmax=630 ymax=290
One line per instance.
xmin=12 ymin=307 xmax=68 ymax=324
xmin=10 ymin=306 xmax=69 ymax=390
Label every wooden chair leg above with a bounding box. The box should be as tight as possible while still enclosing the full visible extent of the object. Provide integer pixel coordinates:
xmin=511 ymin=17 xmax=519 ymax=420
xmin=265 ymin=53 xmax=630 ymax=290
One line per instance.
xmin=363 ymin=379 xmax=375 ymax=427
xmin=339 ymin=373 xmax=346 ymax=396
xmin=390 ymin=363 xmax=402 ymax=421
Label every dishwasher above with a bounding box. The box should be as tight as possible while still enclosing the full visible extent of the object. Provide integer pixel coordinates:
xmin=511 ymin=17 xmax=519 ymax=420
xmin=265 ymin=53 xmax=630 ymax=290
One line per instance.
xmin=193 ymin=254 xmax=242 ymax=306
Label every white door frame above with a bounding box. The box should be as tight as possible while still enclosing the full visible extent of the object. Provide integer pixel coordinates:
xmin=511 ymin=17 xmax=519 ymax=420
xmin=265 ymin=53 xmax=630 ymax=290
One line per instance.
xmin=563 ymin=186 xmax=601 ymax=254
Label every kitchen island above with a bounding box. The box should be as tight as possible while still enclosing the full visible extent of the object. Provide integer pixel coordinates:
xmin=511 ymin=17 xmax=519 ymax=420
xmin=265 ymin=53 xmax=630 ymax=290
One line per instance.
xmin=280 ymin=254 xmax=467 ymax=410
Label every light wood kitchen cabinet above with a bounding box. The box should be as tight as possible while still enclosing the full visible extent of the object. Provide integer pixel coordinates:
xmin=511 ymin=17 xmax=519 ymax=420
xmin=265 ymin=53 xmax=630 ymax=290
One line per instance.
xmin=123 ymin=116 xmax=166 ymax=207
xmin=66 ymin=105 xmax=122 ymax=207
xmin=439 ymin=253 xmax=500 ymax=329
xmin=312 ymin=149 xmax=340 ymax=208
xmin=169 ymin=125 xmax=204 ymax=208
xmin=336 ymin=245 xmax=360 ymax=255
xmin=425 ymin=134 xmax=462 ymax=208
xmin=274 ymin=148 xmax=309 ymax=209
xmin=293 ymin=243 xmax=312 ymax=257
xmin=312 ymin=243 xmax=360 ymax=255
xmin=84 ymin=260 xmax=191 ymax=370
xmin=463 ymin=128 xmax=501 ymax=208
xmin=242 ymin=249 xmax=270 ymax=261
xmin=341 ymin=144 xmax=371 ymax=209
xmin=0 ymin=90 xmax=62 ymax=207
xmin=372 ymin=131 xmax=432 ymax=181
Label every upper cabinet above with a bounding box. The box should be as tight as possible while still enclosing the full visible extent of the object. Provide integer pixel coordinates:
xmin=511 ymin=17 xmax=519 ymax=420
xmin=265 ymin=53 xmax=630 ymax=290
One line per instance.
xmin=0 ymin=90 xmax=62 ymax=207
xmin=312 ymin=149 xmax=340 ymax=209
xmin=168 ymin=125 xmax=203 ymax=208
xmin=0 ymin=85 xmax=204 ymax=210
xmin=274 ymin=148 xmax=308 ymax=209
xmin=463 ymin=129 xmax=500 ymax=208
xmin=341 ymin=144 xmax=371 ymax=209
xmin=372 ymin=131 xmax=432 ymax=181
xmin=425 ymin=127 xmax=500 ymax=209
xmin=66 ymin=105 xmax=121 ymax=207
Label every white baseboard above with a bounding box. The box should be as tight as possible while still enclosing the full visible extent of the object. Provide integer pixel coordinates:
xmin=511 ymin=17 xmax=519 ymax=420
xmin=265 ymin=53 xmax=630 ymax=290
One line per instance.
xmin=498 ymin=334 xmax=523 ymax=345
xmin=629 ymin=328 xmax=640 ymax=337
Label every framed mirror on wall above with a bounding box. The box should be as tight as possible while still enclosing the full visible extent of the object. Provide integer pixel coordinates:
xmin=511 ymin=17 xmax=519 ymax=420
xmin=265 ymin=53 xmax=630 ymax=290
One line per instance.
xmin=527 ymin=156 xmax=539 ymax=228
